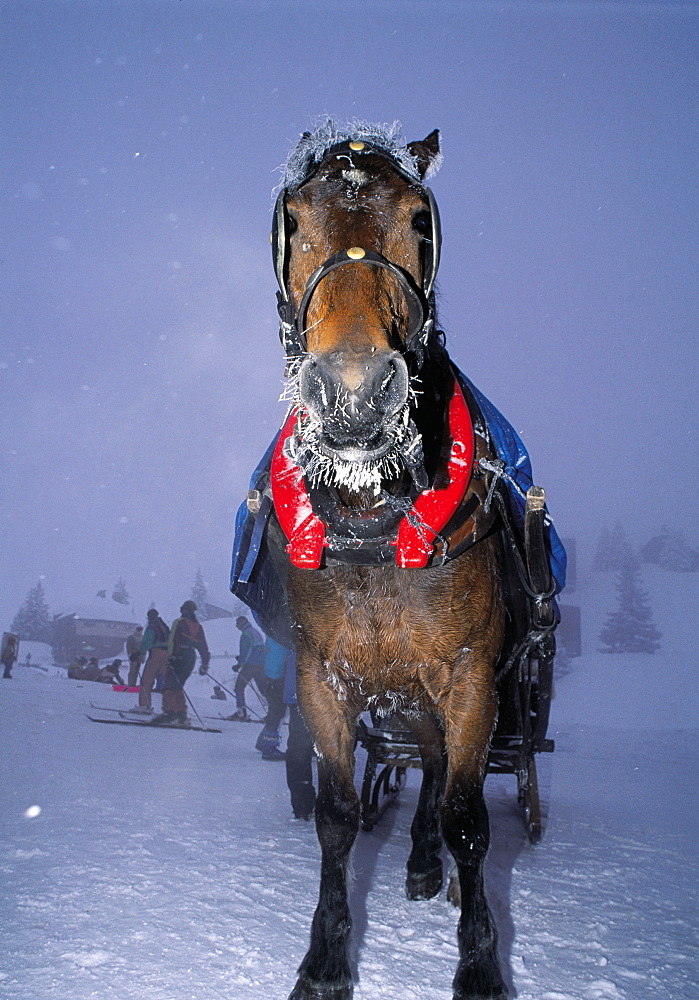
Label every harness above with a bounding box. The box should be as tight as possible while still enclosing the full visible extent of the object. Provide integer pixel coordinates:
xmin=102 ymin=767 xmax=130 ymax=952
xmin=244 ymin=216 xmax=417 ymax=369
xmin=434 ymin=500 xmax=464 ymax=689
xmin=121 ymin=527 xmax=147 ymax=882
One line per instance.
xmin=230 ymin=131 xmax=565 ymax=661
xmin=272 ymin=139 xmax=441 ymax=368
xmin=270 ymin=366 xmax=501 ymax=569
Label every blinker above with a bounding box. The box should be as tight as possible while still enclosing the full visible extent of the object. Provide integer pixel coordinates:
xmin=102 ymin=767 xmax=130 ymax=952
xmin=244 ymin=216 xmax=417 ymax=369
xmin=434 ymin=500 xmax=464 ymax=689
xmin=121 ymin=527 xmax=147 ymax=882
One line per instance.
xmin=272 ymin=137 xmax=442 ymax=365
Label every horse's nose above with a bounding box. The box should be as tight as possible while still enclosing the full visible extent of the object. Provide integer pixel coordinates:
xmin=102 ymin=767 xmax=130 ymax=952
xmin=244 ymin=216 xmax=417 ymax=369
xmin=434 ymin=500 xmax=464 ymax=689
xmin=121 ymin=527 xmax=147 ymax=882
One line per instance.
xmin=298 ymin=350 xmax=409 ymax=443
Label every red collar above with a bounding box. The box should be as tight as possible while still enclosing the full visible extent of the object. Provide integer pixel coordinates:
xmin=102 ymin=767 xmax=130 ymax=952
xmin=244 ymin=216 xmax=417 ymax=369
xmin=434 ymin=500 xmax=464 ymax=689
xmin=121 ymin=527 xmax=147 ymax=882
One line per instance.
xmin=271 ymin=369 xmax=474 ymax=569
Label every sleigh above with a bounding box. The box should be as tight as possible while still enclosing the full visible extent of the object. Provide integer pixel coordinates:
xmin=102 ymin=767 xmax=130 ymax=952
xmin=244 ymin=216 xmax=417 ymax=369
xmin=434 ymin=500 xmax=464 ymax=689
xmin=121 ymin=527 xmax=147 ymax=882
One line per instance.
xmin=357 ymin=484 xmax=557 ymax=844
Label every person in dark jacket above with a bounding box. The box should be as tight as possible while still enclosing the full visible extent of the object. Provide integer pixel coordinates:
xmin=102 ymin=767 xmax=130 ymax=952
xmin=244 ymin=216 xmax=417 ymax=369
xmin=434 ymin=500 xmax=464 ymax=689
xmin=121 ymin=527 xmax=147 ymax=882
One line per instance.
xmin=83 ymin=658 xmax=101 ymax=681
xmin=97 ymin=659 xmax=125 ymax=685
xmin=131 ymin=609 xmax=170 ymax=714
xmin=153 ymin=601 xmax=210 ymax=726
xmin=2 ymin=635 xmax=18 ymax=679
xmin=228 ymin=616 xmax=266 ymax=721
xmin=126 ymin=626 xmax=145 ymax=687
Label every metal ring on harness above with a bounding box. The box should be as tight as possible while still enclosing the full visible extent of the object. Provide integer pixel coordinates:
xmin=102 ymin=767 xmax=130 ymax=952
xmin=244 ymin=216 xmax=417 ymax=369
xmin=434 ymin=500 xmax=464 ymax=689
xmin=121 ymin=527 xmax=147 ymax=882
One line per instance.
xmin=270 ymin=370 xmax=475 ymax=570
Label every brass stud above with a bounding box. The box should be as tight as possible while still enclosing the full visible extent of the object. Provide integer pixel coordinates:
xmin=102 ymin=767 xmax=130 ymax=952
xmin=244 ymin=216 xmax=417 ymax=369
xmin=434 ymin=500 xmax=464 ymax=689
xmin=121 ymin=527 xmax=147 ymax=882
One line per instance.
xmin=349 ymin=140 xmax=365 ymax=151
xmin=346 ymin=247 xmax=366 ymax=260
xmin=269 ymin=232 xmax=273 ymax=244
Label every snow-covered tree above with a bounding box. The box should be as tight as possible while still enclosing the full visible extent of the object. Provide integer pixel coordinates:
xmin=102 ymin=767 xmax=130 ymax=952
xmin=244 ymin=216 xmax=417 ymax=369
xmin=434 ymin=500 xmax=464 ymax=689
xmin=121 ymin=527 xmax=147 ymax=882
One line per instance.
xmin=657 ymin=530 xmax=699 ymax=572
xmin=112 ymin=577 xmax=130 ymax=605
xmin=593 ymin=522 xmax=633 ymax=572
xmin=190 ymin=569 xmax=209 ymax=619
xmin=11 ymin=580 xmax=52 ymax=643
xmin=598 ymin=556 xmax=661 ymax=653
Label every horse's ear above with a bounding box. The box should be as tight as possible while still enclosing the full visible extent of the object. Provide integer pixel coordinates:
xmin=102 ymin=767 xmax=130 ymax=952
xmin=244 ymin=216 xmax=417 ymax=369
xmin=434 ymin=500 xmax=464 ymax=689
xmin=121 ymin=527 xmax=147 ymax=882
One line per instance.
xmin=407 ymin=130 xmax=442 ymax=179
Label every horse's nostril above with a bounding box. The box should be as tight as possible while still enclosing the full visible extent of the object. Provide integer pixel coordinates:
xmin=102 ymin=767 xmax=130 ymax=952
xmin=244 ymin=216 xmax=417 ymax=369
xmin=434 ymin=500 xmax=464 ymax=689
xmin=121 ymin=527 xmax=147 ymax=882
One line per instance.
xmin=298 ymin=351 xmax=409 ymax=426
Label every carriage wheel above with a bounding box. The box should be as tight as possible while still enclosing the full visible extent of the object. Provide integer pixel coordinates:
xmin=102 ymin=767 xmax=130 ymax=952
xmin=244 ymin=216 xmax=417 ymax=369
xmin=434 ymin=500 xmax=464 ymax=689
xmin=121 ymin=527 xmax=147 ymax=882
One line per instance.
xmin=519 ymin=754 xmax=542 ymax=845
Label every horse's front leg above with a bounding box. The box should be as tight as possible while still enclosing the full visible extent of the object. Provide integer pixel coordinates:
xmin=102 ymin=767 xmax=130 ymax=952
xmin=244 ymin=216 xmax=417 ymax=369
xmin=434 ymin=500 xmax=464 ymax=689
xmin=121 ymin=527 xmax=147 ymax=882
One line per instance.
xmin=442 ymin=670 xmax=508 ymax=1000
xmin=404 ymin=711 xmax=447 ymax=900
xmin=289 ymin=673 xmax=359 ymax=1000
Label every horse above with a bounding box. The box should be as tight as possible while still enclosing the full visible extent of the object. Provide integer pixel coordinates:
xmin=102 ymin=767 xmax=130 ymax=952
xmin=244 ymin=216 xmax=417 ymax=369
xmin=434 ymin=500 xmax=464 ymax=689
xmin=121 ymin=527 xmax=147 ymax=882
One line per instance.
xmin=253 ymin=122 xmax=547 ymax=1000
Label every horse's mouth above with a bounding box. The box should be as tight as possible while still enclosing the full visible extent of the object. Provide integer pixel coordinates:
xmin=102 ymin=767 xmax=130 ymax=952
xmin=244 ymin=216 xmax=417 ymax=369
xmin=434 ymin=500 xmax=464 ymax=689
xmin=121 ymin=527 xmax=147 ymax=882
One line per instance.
xmin=288 ymin=405 xmax=426 ymax=494
xmin=316 ymin=433 xmax=397 ymax=466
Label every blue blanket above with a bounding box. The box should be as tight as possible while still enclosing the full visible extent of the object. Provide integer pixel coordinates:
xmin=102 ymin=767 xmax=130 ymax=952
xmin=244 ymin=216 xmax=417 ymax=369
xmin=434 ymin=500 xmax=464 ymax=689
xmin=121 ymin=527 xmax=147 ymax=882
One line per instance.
xmin=231 ymin=370 xmax=566 ymax=644
xmin=456 ymin=372 xmax=567 ymax=595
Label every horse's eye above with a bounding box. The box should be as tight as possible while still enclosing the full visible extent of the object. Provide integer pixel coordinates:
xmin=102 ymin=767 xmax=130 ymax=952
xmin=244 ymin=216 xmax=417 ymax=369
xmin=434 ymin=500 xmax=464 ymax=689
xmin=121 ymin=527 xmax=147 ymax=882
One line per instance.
xmin=412 ymin=211 xmax=432 ymax=237
xmin=286 ymin=214 xmax=298 ymax=236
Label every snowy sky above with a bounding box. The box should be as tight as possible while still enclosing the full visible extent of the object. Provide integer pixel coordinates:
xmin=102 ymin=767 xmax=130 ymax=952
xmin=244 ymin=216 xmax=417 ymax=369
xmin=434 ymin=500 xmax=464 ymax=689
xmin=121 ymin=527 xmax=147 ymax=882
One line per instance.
xmin=1 ymin=0 xmax=697 ymax=626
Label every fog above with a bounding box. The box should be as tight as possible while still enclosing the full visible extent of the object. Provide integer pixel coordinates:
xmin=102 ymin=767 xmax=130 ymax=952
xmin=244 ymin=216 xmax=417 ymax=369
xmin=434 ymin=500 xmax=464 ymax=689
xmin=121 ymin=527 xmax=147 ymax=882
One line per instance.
xmin=2 ymin=0 xmax=696 ymax=626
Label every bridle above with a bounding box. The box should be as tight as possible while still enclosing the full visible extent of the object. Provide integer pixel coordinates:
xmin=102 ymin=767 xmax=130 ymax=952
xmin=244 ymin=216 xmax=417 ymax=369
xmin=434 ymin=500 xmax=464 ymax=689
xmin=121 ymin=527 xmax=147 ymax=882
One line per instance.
xmin=271 ymin=139 xmax=442 ymax=366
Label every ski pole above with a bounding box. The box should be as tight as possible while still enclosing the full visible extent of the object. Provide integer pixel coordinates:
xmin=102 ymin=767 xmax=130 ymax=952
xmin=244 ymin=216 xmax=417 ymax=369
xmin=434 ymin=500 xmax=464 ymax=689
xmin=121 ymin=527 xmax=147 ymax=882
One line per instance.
xmin=204 ymin=672 xmax=264 ymax=720
xmin=203 ymin=672 xmax=237 ymax=699
xmin=168 ymin=659 xmax=207 ymax=730
xmin=204 ymin=670 xmax=265 ymax=720
xmin=248 ymin=679 xmax=269 ymax=719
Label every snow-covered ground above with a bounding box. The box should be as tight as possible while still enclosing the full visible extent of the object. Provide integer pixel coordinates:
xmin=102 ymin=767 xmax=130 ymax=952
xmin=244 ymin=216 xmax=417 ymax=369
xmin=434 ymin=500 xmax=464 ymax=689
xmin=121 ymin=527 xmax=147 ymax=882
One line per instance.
xmin=1 ymin=566 xmax=696 ymax=1000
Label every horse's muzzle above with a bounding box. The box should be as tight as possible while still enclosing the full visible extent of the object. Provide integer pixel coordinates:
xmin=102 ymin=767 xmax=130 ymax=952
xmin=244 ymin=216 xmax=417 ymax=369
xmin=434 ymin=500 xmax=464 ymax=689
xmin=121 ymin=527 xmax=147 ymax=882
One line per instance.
xmin=297 ymin=350 xmax=410 ymax=461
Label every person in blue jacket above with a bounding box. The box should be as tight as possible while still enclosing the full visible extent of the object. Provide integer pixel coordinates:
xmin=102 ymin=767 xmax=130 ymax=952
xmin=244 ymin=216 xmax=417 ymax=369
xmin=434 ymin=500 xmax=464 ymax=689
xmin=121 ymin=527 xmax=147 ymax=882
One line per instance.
xmin=254 ymin=636 xmax=289 ymax=761
xmin=229 ymin=616 xmax=265 ymax=721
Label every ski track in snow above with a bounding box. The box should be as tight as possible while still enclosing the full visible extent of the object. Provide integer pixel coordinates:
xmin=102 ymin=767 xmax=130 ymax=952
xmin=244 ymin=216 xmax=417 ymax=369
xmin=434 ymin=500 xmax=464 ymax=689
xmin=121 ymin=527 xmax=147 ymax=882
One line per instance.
xmin=0 ymin=566 xmax=697 ymax=999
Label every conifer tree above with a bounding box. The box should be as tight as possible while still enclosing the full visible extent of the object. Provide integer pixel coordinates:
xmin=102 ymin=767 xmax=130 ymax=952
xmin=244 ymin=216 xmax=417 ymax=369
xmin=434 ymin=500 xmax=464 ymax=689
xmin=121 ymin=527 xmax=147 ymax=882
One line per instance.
xmin=598 ymin=556 xmax=661 ymax=653
xmin=657 ymin=530 xmax=699 ymax=572
xmin=11 ymin=580 xmax=52 ymax=643
xmin=190 ymin=569 xmax=209 ymax=619
xmin=593 ymin=521 xmax=633 ymax=572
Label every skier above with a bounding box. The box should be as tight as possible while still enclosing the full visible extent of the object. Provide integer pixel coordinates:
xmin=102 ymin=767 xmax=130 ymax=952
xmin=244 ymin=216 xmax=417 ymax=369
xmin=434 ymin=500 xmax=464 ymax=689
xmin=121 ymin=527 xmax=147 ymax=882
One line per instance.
xmin=131 ymin=609 xmax=170 ymax=714
xmin=67 ymin=656 xmax=88 ymax=680
xmin=253 ymin=637 xmax=288 ymax=760
xmin=98 ymin=659 xmax=125 ymax=685
xmin=2 ymin=635 xmax=18 ymax=679
xmin=83 ymin=658 xmax=101 ymax=681
xmin=228 ymin=616 xmax=265 ymax=721
xmin=152 ymin=601 xmax=210 ymax=726
xmin=125 ymin=626 xmax=145 ymax=687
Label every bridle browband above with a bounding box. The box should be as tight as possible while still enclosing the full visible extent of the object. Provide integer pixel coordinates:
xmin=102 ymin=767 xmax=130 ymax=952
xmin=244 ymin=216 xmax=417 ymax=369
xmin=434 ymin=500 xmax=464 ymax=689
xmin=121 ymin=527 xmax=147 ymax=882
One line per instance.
xmin=272 ymin=139 xmax=442 ymax=366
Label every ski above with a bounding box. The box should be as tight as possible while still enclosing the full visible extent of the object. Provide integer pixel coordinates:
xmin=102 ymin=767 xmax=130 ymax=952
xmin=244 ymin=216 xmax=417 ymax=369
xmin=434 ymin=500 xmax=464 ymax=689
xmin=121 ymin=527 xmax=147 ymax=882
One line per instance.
xmin=90 ymin=703 xmax=154 ymax=715
xmin=89 ymin=703 xmax=256 ymax=724
xmin=216 ymin=713 xmax=262 ymax=723
xmin=86 ymin=713 xmax=221 ymax=733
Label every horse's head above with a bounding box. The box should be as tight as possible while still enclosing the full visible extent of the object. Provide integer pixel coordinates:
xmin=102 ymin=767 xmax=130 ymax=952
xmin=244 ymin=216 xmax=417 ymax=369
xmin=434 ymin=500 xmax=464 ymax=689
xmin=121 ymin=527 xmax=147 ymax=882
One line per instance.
xmin=274 ymin=124 xmax=443 ymax=495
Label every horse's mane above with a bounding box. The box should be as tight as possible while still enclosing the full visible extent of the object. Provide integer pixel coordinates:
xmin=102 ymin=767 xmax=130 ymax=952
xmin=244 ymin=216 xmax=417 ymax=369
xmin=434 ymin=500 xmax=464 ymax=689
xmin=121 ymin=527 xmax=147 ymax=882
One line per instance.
xmin=282 ymin=119 xmax=443 ymax=190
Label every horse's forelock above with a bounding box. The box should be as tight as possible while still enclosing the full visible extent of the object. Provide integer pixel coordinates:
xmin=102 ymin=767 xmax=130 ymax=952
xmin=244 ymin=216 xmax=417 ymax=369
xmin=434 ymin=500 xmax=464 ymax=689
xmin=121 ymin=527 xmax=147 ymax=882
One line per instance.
xmin=282 ymin=119 xmax=429 ymax=191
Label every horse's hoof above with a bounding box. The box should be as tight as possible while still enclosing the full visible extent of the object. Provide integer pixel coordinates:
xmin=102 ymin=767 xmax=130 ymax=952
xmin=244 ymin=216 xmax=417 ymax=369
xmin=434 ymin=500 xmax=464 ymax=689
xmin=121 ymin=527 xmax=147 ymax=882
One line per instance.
xmin=453 ymin=990 xmax=507 ymax=1000
xmin=406 ymin=864 xmax=443 ymax=900
xmin=452 ymin=959 xmax=508 ymax=1000
xmin=288 ymin=976 xmax=352 ymax=1000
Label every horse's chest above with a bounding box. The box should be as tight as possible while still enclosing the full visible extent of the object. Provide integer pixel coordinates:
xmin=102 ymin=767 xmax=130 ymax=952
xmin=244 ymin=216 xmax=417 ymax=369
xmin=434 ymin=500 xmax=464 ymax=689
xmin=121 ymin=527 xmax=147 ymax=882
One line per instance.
xmin=290 ymin=564 xmax=467 ymax=708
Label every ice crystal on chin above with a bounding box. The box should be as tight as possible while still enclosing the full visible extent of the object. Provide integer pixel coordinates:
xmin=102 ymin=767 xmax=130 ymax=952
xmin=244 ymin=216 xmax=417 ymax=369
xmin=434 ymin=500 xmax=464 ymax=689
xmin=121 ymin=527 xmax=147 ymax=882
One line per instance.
xmin=289 ymin=408 xmax=409 ymax=494
xmin=306 ymin=448 xmax=403 ymax=494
